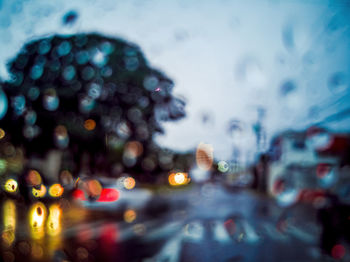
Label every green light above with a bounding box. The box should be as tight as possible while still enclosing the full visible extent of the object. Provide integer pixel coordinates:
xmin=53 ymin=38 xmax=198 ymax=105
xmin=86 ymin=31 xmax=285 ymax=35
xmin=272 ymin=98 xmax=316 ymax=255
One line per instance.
xmin=218 ymin=160 xmax=229 ymax=173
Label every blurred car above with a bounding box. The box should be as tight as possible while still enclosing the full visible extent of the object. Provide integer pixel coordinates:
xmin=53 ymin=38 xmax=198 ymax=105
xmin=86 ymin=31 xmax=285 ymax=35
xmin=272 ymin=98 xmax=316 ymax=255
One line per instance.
xmin=72 ymin=176 xmax=153 ymax=211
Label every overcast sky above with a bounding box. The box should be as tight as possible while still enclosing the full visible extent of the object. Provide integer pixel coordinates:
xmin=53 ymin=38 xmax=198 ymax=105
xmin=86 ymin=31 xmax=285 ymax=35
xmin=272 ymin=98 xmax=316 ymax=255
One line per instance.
xmin=0 ymin=0 xmax=350 ymax=162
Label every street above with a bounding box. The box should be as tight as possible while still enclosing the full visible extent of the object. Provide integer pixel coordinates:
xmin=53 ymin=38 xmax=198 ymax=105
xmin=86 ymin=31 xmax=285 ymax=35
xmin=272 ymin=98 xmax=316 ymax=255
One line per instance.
xmin=0 ymin=183 xmax=338 ymax=262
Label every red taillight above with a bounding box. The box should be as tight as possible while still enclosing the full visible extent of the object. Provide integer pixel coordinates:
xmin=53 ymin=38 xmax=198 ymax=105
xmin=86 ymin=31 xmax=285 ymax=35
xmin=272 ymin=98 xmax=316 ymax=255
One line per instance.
xmin=72 ymin=189 xmax=86 ymax=201
xmin=72 ymin=188 xmax=119 ymax=202
xmin=97 ymin=188 xmax=119 ymax=202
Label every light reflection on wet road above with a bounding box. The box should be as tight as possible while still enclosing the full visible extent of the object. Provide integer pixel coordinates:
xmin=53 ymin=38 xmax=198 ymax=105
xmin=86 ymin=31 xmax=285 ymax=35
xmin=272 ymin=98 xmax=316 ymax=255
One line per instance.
xmin=0 ymin=184 xmax=337 ymax=262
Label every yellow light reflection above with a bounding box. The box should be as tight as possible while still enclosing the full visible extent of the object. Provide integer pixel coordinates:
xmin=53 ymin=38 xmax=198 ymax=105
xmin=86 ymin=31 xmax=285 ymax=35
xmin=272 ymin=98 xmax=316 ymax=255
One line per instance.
xmin=32 ymin=184 xmax=47 ymax=198
xmin=168 ymin=172 xmax=191 ymax=186
xmin=174 ymin=173 xmax=185 ymax=184
xmin=84 ymin=119 xmax=96 ymax=131
xmin=47 ymin=204 xmax=64 ymax=259
xmin=124 ymin=209 xmax=137 ymax=223
xmin=0 ymin=128 xmax=5 ymax=139
xmin=2 ymin=200 xmax=16 ymax=246
xmin=48 ymin=184 xmax=64 ymax=197
xmin=47 ymin=204 xmax=62 ymax=236
xmin=29 ymin=202 xmax=47 ymax=240
xmin=124 ymin=177 xmax=136 ymax=190
xmin=4 ymin=178 xmax=18 ymax=193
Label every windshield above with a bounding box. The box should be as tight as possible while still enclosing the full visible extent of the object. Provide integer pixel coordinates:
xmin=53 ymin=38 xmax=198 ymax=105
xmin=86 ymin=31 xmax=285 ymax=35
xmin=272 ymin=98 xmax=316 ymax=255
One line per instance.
xmin=0 ymin=1 xmax=349 ymax=261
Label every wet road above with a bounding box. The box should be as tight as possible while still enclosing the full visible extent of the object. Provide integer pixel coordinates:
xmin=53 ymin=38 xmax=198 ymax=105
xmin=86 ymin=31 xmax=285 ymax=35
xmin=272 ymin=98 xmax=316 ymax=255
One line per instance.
xmin=0 ymin=184 xmax=340 ymax=262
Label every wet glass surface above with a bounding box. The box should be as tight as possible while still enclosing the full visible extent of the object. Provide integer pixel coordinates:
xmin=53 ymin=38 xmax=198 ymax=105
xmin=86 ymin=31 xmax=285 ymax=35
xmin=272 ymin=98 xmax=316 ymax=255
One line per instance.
xmin=0 ymin=0 xmax=350 ymax=261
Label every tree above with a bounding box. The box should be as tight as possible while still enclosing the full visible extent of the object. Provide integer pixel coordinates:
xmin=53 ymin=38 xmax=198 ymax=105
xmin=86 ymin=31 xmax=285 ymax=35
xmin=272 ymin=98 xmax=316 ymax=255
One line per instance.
xmin=0 ymin=33 xmax=186 ymax=182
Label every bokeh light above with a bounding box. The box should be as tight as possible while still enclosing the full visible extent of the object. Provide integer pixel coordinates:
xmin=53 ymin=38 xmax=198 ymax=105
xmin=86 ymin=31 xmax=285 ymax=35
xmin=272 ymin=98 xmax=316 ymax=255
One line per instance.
xmin=48 ymin=184 xmax=64 ymax=197
xmin=196 ymin=143 xmax=213 ymax=171
xmin=43 ymin=89 xmax=59 ymax=111
xmin=0 ymin=128 xmax=5 ymax=139
xmin=123 ymin=177 xmax=136 ymax=190
xmin=2 ymin=200 xmax=16 ymax=247
xmin=174 ymin=173 xmax=185 ymax=184
xmin=218 ymin=160 xmax=229 ymax=173
xmin=86 ymin=179 xmax=103 ymax=198
xmin=168 ymin=172 xmax=190 ymax=186
xmin=72 ymin=188 xmax=86 ymax=201
xmin=54 ymin=125 xmax=69 ymax=149
xmin=26 ymin=170 xmax=42 ymax=187
xmin=4 ymin=178 xmax=18 ymax=193
xmin=47 ymin=204 xmax=62 ymax=236
xmin=332 ymin=244 xmax=346 ymax=260
xmin=124 ymin=141 xmax=143 ymax=158
xmin=29 ymin=202 xmax=47 ymax=240
xmin=84 ymin=119 xmax=96 ymax=131
xmin=124 ymin=209 xmax=137 ymax=223
xmin=32 ymin=184 xmax=47 ymax=198
xmin=97 ymin=188 xmax=119 ymax=202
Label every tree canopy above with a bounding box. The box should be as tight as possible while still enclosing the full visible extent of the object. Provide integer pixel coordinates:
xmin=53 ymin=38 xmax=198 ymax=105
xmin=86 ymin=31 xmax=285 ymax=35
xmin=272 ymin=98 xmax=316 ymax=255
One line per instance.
xmin=0 ymin=33 xmax=187 ymax=180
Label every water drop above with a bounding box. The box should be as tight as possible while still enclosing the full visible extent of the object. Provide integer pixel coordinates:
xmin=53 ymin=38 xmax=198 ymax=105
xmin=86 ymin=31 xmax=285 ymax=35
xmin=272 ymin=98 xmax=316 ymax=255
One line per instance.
xmin=62 ymin=65 xmax=76 ymax=81
xmin=24 ymin=110 xmax=37 ymax=125
xmin=63 ymin=10 xmax=78 ymax=26
xmin=124 ymin=56 xmax=139 ymax=71
xmin=57 ymin=41 xmax=72 ymax=57
xmin=276 ymin=187 xmax=299 ymax=207
xmin=280 ymin=80 xmax=296 ymax=96
xmin=30 ymin=65 xmax=44 ymax=80
xmin=282 ymin=24 xmax=294 ymax=50
xmin=43 ymin=90 xmax=59 ymax=111
xmin=87 ymin=83 xmax=101 ymax=99
xmin=227 ymin=119 xmax=243 ymax=139
xmin=328 ymin=72 xmax=348 ymax=94
xmin=82 ymin=66 xmax=95 ymax=81
xmin=38 ymin=39 xmax=51 ymax=55
xmin=12 ymin=95 xmax=26 ymax=115
xmin=100 ymin=41 xmax=114 ymax=55
xmin=79 ymin=96 xmax=95 ymax=113
xmin=91 ymin=49 xmax=108 ymax=67
xmin=143 ymin=76 xmax=159 ymax=91
xmin=116 ymin=122 xmax=131 ymax=139
xmin=27 ymin=87 xmax=40 ymax=101
xmin=76 ymin=50 xmax=90 ymax=65
xmin=101 ymin=66 xmax=112 ymax=78
xmin=23 ymin=125 xmax=40 ymax=140
xmin=54 ymin=125 xmax=69 ymax=149
xmin=138 ymin=96 xmax=149 ymax=108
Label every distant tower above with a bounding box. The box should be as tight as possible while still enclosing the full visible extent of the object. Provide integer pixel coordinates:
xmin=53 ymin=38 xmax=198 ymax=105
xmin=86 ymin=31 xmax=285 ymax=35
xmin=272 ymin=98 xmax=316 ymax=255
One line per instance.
xmin=227 ymin=119 xmax=243 ymax=168
xmin=253 ymin=107 xmax=266 ymax=153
